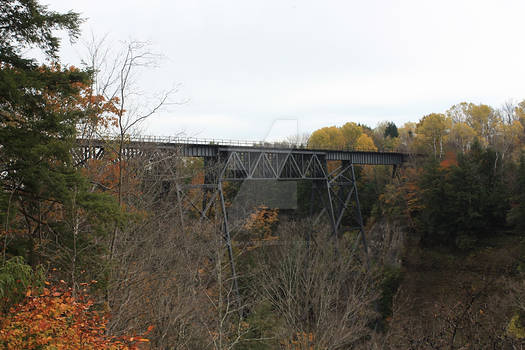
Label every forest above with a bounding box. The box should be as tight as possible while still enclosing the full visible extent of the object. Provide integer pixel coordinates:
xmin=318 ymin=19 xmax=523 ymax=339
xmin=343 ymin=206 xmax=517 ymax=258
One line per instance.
xmin=0 ymin=1 xmax=524 ymax=349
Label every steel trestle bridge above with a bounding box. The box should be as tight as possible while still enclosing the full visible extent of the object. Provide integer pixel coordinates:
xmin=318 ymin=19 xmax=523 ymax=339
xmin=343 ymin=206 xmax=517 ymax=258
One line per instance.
xmin=75 ymin=135 xmax=409 ymax=304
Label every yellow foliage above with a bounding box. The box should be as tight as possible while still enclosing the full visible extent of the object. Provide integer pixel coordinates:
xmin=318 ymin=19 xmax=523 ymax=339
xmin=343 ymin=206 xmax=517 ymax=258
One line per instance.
xmin=507 ymin=314 xmax=525 ymax=339
xmin=415 ymin=113 xmax=451 ymax=157
xmin=355 ymin=133 xmax=377 ymax=151
xmin=340 ymin=122 xmax=363 ymax=148
xmin=308 ymin=126 xmax=345 ymax=149
xmin=449 ymin=122 xmax=476 ymax=152
xmin=308 ymin=123 xmax=378 ymax=151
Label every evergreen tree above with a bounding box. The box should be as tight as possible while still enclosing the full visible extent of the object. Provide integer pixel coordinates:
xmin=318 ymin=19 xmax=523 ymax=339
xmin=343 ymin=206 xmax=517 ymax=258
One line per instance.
xmin=418 ymin=139 xmax=510 ymax=248
xmin=384 ymin=122 xmax=399 ymax=138
xmin=418 ymin=158 xmax=455 ymax=246
xmin=452 ymin=141 xmax=508 ymax=236
xmin=1 ymin=0 xmax=83 ymax=263
xmin=0 ymin=0 xmax=119 ymax=287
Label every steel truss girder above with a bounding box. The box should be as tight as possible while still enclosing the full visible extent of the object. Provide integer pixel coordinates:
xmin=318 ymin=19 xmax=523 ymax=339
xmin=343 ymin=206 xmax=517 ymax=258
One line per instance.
xmin=219 ymin=150 xmax=327 ymax=181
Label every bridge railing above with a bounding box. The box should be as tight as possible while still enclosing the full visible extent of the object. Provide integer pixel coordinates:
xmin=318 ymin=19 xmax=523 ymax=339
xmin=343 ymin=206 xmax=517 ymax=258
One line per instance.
xmin=87 ymin=133 xmax=403 ymax=154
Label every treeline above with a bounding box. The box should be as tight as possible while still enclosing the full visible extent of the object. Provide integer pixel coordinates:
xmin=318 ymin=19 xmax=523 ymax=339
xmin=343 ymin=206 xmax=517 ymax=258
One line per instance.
xmin=309 ymin=101 xmax=524 ymax=156
xmin=309 ymin=100 xmax=525 ymax=249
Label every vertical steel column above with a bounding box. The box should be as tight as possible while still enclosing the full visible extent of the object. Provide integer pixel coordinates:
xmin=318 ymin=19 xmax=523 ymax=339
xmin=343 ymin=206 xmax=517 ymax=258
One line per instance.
xmin=350 ymin=163 xmax=370 ymax=268
xmin=175 ymin=183 xmax=185 ymax=233
xmin=218 ymin=180 xmax=241 ymax=306
xmin=334 ymin=186 xmax=355 ymax=229
xmin=392 ymin=164 xmax=398 ymax=178
xmin=325 ymin=181 xmax=339 ymax=238
xmin=202 ymin=157 xmax=213 ymax=211
xmin=307 ymin=180 xmax=316 ymax=247
xmin=334 ymin=160 xmax=351 ymax=225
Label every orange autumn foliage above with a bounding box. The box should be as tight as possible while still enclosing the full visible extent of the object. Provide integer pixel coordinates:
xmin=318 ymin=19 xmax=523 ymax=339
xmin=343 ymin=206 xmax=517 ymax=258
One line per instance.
xmin=282 ymin=332 xmax=315 ymax=349
xmin=440 ymin=151 xmax=458 ymax=169
xmin=0 ymin=286 xmax=150 ymax=350
xmin=40 ymin=64 xmax=120 ymax=130
xmin=244 ymin=206 xmax=279 ymax=239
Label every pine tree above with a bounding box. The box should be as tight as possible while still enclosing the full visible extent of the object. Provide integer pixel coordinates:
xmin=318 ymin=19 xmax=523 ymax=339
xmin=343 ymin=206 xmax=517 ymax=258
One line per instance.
xmin=418 ymin=139 xmax=510 ymax=248
xmin=418 ymin=158 xmax=454 ymax=246
xmin=384 ymin=122 xmax=399 ymax=139
xmin=0 ymin=0 xmax=84 ymax=263
xmin=0 ymin=0 xmax=119 ymax=289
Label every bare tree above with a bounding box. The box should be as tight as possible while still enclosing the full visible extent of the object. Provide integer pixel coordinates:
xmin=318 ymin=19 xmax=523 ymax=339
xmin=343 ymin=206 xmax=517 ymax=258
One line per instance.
xmin=81 ymin=36 xmax=176 ymax=256
xmin=377 ymin=276 xmax=525 ymax=350
xmin=285 ymin=132 xmax=311 ymax=148
xmin=100 ymin=148 xmax=261 ymax=349
xmin=76 ymin=36 xmax=180 ymax=312
xmin=254 ymin=220 xmax=379 ymax=349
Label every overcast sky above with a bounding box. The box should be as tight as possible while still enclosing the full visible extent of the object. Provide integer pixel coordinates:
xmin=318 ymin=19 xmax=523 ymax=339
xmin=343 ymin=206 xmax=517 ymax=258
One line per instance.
xmin=45 ymin=0 xmax=525 ymax=140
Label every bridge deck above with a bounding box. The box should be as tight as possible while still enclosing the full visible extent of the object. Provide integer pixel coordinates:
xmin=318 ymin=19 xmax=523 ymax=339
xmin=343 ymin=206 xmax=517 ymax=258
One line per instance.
xmin=77 ymin=137 xmax=408 ymax=165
